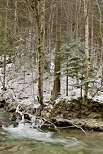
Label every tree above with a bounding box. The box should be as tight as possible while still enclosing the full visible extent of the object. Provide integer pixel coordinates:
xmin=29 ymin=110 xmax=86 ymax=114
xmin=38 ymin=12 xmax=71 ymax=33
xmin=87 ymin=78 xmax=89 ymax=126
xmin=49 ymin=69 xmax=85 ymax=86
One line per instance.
xmin=53 ymin=0 xmax=61 ymax=99
xmin=3 ymin=0 xmax=9 ymax=90
xmin=95 ymin=0 xmax=103 ymax=86
xmin=34 ymin=0 xmax=45 ymax=111
xmin=83 ymin=0 xmax=89 ymax=105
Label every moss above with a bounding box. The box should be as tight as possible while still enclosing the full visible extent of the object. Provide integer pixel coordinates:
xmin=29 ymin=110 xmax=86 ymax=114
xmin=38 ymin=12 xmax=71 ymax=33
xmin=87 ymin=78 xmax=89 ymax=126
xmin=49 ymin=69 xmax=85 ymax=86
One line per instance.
xmin=8 ymin=107 xmax=16 ymax=112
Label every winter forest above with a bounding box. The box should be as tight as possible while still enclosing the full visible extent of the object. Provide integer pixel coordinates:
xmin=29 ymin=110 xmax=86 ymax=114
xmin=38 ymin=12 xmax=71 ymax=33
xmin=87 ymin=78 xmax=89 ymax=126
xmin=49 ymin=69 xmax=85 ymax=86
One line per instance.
xmin=0 ymin=0 xmax=103 ymax=153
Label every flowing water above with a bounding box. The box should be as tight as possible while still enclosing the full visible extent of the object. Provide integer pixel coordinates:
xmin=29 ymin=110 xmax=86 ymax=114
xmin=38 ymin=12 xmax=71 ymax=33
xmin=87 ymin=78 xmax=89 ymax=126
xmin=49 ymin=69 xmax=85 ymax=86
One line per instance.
xmin=0 ymin=109 xmax=103 ymax=154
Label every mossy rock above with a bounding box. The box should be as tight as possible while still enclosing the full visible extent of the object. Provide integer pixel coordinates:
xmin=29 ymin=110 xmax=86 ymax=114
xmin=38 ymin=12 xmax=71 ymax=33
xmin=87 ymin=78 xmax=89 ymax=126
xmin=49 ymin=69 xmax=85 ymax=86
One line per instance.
xmin=24 ymin=113 xmax=31 ymax=120
xmin=8 ymin=107 xmax=16 ymax=112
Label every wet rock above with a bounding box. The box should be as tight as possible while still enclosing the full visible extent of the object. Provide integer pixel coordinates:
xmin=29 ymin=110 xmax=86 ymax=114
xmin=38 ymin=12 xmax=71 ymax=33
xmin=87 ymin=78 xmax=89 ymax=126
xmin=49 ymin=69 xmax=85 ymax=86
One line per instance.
xmin=24 ymin=113 xmax=31 ymax=120
xmin=0 ymin=101 xmax=5 ymax=108
xmin=8 ymin=107 xmax=16 ymax=112
xmin=0 ymin=122 xmax=2 ymax=127
xmin=9 ymin=113 xmax=17 ymax=121
xmin=9 ymin=113 xmax=22 ymax=122
xmin=13 ymin=122 xmax=18 ymax=127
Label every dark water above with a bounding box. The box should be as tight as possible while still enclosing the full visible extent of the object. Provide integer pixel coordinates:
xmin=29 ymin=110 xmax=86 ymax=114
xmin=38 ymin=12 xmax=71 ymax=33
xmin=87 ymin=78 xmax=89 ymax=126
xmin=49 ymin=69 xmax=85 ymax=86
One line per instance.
xmin=0 ymin=109 xmax=103 ymax=154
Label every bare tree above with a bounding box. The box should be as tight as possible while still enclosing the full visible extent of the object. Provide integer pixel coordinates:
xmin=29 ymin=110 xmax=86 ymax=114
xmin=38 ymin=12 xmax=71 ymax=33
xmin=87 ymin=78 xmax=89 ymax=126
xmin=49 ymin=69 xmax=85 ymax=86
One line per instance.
xmin=83 ymin=0 xmax=89 ymax=105
xmin=53 ymin=0 xmax=61 ymax=99
xmin=95 ymin=0 xmax=103 ymax=85
xmin=34 ymin=0 xmax=45 ymax=111
xmin=3 ymin=0 xmax=9 ymax=90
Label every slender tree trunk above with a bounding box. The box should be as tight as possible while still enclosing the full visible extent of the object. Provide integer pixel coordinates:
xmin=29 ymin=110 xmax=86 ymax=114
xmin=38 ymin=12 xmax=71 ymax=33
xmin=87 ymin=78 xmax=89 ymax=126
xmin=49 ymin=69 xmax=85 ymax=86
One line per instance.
xmin=53 ymin=0 xmax=61 ymax=99
xmin=12 ymin=0 xmax=18 ymax=62
xmin=83 ymin=0 xmax=89 ymax=105
xmin=66 ymin=19 xmax=69 ymax=96
xmin=95 ymin=0 xmax=103 ymax=85
xmin=90 ymin=7 xmax=95 ymax=90
xmin=75 ymin=0 xmax=82 ymax=39
xmin=90 ymin=8 xmax=94 ymax=63
xmin=14 ymin=0 xmax=17 ymax=39
xmin=3 ymin=0 xmax=8 ymax=90
xmin=66 ymin=62 xmax=69 ymax=96
xmin=35 ymin=0 xmax=45 ymax=111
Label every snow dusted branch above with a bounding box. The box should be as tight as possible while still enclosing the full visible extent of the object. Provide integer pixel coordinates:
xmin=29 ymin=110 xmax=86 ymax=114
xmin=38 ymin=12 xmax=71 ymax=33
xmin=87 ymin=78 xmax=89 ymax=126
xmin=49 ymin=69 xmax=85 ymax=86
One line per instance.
xmin=16 ymin=104 xmax=25 ymax=124
xmin=15 ymin=104 xmax=46 ymax=132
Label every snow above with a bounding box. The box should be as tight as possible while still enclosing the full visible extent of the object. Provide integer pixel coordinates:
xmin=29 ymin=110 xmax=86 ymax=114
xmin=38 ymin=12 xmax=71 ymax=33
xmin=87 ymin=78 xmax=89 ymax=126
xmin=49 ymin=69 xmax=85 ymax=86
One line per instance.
xmin=93 ymin=92 xmax=103 ymax=103
xmin=0 ymin=61 xmax=103 ymax=108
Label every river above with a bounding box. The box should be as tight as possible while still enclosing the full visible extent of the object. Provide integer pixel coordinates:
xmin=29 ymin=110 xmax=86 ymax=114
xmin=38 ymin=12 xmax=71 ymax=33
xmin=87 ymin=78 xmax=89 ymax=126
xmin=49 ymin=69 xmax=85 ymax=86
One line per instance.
xmin=0 ymin=109 xmax=103 ymax=154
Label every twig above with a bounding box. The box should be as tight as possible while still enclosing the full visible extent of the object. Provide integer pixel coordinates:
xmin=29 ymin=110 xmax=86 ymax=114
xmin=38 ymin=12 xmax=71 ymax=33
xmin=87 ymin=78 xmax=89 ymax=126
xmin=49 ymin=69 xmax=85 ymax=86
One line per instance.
xmin=72 ymin=123 xmax=88 ymax=136
xmin=44 ymin=120 xmax=59 ymax=131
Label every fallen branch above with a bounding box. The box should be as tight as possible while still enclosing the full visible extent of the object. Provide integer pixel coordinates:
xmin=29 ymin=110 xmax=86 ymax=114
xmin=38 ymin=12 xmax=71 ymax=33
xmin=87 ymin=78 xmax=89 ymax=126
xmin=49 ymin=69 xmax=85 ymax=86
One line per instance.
xmin=15 ymin=104 xmax=46 ymax=132
xmin=72 ymin=123 xmax=88 ymax=136
xmin=16 ymin=104 xmax=25 ymax=124
xmin=51 ymin=118 xmax=88 ymax=136
xmin=42 ymin=120 xmax=59 ymax=132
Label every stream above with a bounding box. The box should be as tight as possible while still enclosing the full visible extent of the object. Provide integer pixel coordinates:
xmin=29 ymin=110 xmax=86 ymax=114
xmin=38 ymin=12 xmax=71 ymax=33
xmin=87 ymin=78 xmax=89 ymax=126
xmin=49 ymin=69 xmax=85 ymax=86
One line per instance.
xmin=1 ymin=109 xmax=103 ymax=154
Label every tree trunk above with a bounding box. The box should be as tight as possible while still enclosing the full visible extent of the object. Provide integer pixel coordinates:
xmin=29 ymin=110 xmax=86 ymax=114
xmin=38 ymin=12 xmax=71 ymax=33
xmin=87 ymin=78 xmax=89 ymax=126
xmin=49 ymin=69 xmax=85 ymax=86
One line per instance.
xmin=95 ymin=0 xmax=103 ymax=86
xmin=35 ymin=0 xmax=45 ymax=111
xmin=3 ymin=0 xmax=8 ymax=91
xmin=66 ymin=68 xmax=69 ymax=96
xmin=53 ymin=0 xmax=61 ymax=99
xmin=83 ymin=0 xmax=89 ymax=105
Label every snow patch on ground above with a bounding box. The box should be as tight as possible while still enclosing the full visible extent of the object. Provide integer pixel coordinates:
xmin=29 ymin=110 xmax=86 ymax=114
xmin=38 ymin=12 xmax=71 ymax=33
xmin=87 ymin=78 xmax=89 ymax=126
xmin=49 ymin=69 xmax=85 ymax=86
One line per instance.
xmin=0 ymin=62 xmax=103 ymax=107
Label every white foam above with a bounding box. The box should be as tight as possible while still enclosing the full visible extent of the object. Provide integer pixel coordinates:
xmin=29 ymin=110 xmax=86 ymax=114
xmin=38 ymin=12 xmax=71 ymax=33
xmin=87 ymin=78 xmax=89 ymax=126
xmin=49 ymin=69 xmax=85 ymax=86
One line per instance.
xmin=2 ymin=123 xmax=80 ymax=148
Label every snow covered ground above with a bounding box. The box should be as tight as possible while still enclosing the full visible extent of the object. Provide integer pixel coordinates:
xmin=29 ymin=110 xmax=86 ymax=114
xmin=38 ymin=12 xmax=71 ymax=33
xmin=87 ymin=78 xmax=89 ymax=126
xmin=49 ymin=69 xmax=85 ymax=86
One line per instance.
xmin=0 ymin=62 xmax=103 ymax=108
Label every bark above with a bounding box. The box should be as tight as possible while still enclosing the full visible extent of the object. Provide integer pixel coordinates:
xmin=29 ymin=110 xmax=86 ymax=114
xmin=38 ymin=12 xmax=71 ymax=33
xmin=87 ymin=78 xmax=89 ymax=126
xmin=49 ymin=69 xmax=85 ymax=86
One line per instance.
xmin=14 ymin=0 xmax=18 ymax=39
xmin=75 ymin=0 xmax=82 ymax=38
xmin=12 ymin=0 xmax=18 ymax=62
xmin=83 ymin=0 xmax=89 ymax=105
xmin=66 ymin=66 xmax=69 ymax=96
xmin=3 ymin=0 xmax=9 ymax=91
xmin=34 ymin=0 xmax=45 ymax=111
xmin=95 ymin=0 xmax=103 ymax=85
xmin=53 ymin=0 xmax=61 ymax=99
xmin=90 ymin=8 xmax=94 ymax=63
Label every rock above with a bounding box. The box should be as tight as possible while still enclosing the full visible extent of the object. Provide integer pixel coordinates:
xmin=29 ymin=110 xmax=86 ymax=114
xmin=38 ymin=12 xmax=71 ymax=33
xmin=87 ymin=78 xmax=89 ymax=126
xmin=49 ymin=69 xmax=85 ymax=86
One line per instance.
xmin=13 ymin=122 xmax=18 ymax=127
xmin=8 ymin=107 xmax=16 ymax=112
xmin=24 ymin=113 xmax=31 ymax=120
xmin=9 ymin=113 xmax=17 ymax=121
xmin=0 ymin=122 xmax=2 ymax=127
xmin=41 ymin=110 xmax=51 ymax=119
xmin=9 ymin=113 xmax=22 ymax=122
xmin=0 ymin=101 xmax=5 ymax=108
xmin=88 ymin=112 xmax=101 ymax=119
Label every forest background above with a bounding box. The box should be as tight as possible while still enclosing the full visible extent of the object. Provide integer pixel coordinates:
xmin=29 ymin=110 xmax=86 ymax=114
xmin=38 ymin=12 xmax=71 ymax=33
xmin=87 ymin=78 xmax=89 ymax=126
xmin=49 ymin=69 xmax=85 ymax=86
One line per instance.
xmin=0 ymin=0 xmax=103 ymax=117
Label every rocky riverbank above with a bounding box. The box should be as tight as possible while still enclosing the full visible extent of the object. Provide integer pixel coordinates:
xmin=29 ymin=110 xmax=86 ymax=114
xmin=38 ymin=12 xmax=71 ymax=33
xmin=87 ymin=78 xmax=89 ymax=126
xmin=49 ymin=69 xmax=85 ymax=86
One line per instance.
xmin=1 ymin=94 xmax=103 ymax=132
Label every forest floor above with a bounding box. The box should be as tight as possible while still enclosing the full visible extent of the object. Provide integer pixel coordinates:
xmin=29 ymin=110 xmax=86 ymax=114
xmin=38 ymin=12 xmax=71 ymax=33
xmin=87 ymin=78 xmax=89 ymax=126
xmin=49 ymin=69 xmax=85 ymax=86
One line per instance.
xmin=0 ymin=62 xmax=103 ymax=132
